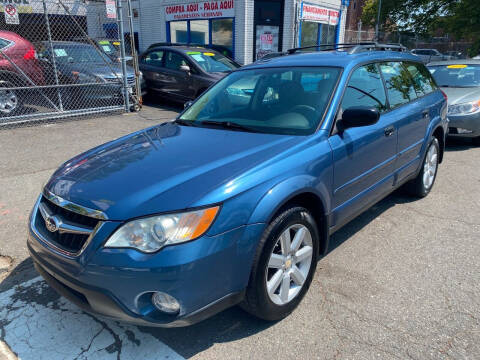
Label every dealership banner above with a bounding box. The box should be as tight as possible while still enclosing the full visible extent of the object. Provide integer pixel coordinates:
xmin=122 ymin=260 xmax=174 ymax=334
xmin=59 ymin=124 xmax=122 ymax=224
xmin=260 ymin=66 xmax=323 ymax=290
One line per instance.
xmin=165 ymin=0 xmax=234 ymax=21
xmin=301 ymin=3 xmax=339 ymax=25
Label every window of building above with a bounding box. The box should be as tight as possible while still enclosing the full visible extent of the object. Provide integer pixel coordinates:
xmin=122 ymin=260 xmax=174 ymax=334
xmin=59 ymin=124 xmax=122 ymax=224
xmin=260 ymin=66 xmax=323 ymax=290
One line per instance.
xmin=170 ymin=21 xmax=188 ymax=43
xmin=190 ymin=20 xmax=209 ymax=44
xmin=341 ymin=64 xmax=387 ymax=112
xmin=212 ymin=18 xmax=233 ymax=52
xmin=380 ymin=62 xmax=418 ymax=108
xmin=300 ymin=22 xmax=338 ymax=47
xmin=168 ymin=18 xmax=234 ymax=58
xmin=300 ymin=22 xmax=319 ymax=47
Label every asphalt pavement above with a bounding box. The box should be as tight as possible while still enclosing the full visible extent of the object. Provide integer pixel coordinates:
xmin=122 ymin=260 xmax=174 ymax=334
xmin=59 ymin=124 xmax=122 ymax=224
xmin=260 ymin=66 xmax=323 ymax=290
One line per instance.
xmin=0 ymin=103 xmax=479 ymax=360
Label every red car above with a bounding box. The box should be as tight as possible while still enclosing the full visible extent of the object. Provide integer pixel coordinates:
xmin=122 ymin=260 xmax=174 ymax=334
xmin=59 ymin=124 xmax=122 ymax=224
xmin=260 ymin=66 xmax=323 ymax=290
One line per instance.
xmin=0 ymin=31 xmax=45 ymax=116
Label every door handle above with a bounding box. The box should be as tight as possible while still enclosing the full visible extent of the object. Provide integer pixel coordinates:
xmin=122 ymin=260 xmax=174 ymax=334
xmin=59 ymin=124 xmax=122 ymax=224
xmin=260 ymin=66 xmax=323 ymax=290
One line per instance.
xmin=422 ymin=110 xmax=430 ymax=119
xmin=384 ymin=126 xmax=395 ymax=137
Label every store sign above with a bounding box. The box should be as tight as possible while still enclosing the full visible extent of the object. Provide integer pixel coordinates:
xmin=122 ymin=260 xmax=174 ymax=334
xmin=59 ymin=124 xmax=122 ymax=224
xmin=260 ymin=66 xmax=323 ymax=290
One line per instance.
xmin=165 ymin=0 xmax=234 ymax=21
xmin=301 ymin=3 xmax=339 ymax=25
xmin=105 ymin=0 xmax=116 ymax=19
xmin=4 ymin=4 xmax=19 ymax=24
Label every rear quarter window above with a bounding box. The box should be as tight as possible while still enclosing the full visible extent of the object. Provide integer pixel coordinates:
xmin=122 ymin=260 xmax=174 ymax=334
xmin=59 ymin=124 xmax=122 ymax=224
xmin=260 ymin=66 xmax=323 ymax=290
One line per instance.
xmin=404 ymin=62 xmax=437 ymax=96
xmin=379 ymin=62 xmax=418 ymax=108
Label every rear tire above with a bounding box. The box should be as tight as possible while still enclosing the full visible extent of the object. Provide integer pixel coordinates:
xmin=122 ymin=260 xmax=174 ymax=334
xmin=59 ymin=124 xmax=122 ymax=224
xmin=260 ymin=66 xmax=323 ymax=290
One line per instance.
xmin=473 ymin=137 xmax=480 ymax=146
xmin=240 ymin=206 xmax=319 ymax=321
xmin=0 ymin=82 xmax=22 ymax=116
xmin=404 ymin=137 xmax=440 ymax=198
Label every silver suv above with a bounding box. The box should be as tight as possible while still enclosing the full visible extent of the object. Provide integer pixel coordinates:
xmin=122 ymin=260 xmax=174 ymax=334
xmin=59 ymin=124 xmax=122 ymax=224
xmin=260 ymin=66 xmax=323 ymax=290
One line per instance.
xmin=411 ymin=49 xmax=449 ymax=63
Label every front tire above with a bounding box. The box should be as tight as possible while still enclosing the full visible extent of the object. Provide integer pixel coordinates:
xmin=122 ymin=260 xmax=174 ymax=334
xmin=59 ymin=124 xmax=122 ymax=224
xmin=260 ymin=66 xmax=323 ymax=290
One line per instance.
xmin=405 ymin=137 xmax=440 ymax=197
xmin=241 ymin=206 xmax=319 ymax=321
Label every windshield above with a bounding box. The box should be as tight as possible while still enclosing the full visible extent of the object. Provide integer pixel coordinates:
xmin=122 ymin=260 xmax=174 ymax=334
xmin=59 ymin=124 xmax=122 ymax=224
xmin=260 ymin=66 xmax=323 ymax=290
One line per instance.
xmin=97 ymin=40 xmax=118 ymax=55
xmin=428 ymin=64 xmax=480 ymax=87
xmin=52 ymin=45 xmax=110 ymax=64
xmin=186 ymin=51 xmax=239 ymax=73
xmin=179 ymin=67 xmax=341 ymax=135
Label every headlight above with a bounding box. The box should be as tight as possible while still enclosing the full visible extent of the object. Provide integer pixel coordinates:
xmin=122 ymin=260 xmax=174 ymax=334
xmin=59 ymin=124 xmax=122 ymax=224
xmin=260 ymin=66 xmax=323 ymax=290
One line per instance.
xmin=73 ymin=72 xmax=104 ymax=84
xmin=448 ymin=100 xmax=480 ymax=115
xmin=104 ymin=206 xmax=220 ymax=253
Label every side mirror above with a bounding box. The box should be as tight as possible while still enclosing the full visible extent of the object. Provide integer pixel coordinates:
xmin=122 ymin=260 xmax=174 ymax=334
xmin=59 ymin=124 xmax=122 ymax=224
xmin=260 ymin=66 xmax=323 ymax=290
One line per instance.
xmin=184 ymin=101 xmax=193 ymax=109
xmin=340 ymin=106 xmax=380 ymax=130
xmin=180 ymin=64 xmax=191 ymax=73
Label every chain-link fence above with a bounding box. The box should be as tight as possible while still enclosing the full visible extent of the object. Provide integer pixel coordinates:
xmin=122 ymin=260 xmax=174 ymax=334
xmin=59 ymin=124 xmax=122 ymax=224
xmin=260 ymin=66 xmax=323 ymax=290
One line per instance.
xmin=344 ymin=29 xmax=475 ymax=62
xmin=0 ymin=0 xmax=142 ymax=127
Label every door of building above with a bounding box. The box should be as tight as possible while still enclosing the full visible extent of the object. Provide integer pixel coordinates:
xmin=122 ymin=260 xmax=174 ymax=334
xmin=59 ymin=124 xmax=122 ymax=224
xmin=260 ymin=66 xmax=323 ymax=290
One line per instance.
xmin=253 ymin=0 xmax=284 ymax=60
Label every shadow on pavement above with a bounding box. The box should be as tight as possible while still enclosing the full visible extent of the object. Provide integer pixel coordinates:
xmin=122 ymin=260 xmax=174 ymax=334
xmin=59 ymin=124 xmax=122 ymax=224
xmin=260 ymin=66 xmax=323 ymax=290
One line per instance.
xmin=445 ymin=137 xmax=478 ymax=151
xmin=0 ymin=191 xmax=418 ymax=358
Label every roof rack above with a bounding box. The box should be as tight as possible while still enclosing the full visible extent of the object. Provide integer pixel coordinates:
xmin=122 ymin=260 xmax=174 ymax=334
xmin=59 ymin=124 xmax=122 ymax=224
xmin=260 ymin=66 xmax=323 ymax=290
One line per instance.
xmin=285 ymin=42 xmax=407 ymax=55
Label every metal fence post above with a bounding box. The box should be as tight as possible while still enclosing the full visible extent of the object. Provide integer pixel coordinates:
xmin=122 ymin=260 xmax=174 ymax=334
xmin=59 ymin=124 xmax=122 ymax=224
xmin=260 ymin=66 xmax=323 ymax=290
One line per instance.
xmin=126 ymin=0 xmax=141 ymax=109
xmin=42 ymin=0 xmax=63 ymax=112
xmin=115 ymin=0 xmax=130 ymax=112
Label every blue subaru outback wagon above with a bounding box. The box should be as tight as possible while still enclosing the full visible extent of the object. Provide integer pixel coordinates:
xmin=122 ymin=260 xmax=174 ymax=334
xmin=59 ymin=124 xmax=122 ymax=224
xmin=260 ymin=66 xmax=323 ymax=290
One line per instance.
xmin=28 ymin=44 xmax=447 ymax=327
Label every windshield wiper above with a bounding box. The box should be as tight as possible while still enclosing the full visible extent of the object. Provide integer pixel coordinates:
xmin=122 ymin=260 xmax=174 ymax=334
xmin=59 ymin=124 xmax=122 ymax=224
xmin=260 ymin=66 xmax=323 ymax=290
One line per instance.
xmin=173 ymin=119 xmax=196 ymax=126
xmin=199 ymin=120 xmax=260 ymax=133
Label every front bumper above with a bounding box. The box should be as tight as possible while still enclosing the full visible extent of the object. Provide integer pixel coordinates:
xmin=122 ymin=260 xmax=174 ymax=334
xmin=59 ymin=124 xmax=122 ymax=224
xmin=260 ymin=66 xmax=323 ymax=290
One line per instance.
xmin=28 ymin=202 xmax=265 ymax=327
xmin=447 ymin=112 xmax=480 ymax=138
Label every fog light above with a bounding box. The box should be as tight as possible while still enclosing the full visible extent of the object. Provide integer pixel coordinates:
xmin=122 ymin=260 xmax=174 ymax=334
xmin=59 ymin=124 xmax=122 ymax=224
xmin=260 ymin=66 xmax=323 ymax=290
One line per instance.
xmin=152 ymin=292 xmax=180 ymax=314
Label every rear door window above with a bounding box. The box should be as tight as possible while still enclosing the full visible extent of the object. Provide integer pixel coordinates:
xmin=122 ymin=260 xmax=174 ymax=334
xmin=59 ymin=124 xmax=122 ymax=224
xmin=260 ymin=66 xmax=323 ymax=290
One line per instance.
xmin=379 ymin=62 xmax=418 ymax=108
xmin=404 ymin=62 xmax=437 ymax=96
xmin=341 ymin=64 xmax=387 ymax=112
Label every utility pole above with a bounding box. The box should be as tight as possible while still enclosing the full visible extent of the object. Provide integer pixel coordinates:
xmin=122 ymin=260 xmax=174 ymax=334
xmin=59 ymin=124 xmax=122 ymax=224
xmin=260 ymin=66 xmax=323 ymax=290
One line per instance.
xmin=375 ymin=0 xmax=382 ymax=41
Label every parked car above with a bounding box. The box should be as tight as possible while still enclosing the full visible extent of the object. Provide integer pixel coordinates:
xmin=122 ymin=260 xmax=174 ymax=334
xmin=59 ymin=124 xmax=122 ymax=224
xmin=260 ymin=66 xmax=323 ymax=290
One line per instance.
xmin=0 ymin=31 xmax=45 ymax=116
xmin=28 ymin=45 xmax=447 ymax=327
xmin=427 ymin=60 xmax=480 ymax=144
xmin=411 ymin=48 xmax=448 ymax=63
xmin=148 ymin=42 xmax=234 ymax=60
xmin=73 ymin=37 xmax=134 ymax=64
xmin=36 ymin=41 xmax=144 ymax=109
xmin=139 ymin=45 xmax=240 ymax=102
xmin=444 ymin=50 xmax=466 ymax=60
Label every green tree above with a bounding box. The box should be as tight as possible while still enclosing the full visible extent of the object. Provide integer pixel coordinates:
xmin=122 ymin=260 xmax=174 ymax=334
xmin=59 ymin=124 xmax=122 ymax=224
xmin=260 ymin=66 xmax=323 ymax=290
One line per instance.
xmin=361 ymin=0 xmax=480 ymax=55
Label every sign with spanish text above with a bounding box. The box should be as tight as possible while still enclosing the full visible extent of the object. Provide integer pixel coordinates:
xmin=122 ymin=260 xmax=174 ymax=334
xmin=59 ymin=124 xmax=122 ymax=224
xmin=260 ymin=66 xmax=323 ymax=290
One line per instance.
xmin=4 ymin=4 xmax=19 ymax=24
xmin=106 ymin=0 xmax=116 ymax=19
xmin=301 ymin=3 xmax=339 ymax=25
xmin=165 ymin=0 xmax=234 ymax=21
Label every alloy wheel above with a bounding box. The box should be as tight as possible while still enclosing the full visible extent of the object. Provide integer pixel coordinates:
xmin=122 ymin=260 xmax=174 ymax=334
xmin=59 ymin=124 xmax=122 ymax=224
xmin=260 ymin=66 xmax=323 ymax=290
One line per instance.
xmin=265 ymin=224 xmax=313 ymax=306
xmin=423 ymin=142 xmax=438 ymax=190
xmin=0 ymin=89 xmax=18 ymax=114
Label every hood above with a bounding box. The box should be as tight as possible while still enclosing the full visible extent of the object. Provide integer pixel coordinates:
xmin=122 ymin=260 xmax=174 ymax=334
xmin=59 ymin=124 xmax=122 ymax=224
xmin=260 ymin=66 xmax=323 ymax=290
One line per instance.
xmin=441 ymin=86 xmax=480 ymax=105
xmin=45 ymin=123 xmax=304 ymax=220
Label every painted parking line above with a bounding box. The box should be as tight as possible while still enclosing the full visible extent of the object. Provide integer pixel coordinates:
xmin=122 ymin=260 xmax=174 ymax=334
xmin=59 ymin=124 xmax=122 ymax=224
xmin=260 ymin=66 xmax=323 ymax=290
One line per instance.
xmin=0 ymin=277 xmax=184 ymax=360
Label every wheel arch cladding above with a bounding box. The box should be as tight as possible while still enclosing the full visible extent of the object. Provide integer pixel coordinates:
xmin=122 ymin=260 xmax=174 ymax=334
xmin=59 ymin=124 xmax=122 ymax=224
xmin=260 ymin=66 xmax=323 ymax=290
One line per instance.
xmin=248 ymin=177 xmax=330 ymax=255
xmin=433 ymin=126 xmax=445 ymax=163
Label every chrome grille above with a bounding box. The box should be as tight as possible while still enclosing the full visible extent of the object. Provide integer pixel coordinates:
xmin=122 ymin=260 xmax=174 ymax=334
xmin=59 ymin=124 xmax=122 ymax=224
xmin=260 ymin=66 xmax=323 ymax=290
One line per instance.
xmin=35 ymin=196 xmax=100 ymax=255
xmin=104 ymin=76 xmax=135 ymax=86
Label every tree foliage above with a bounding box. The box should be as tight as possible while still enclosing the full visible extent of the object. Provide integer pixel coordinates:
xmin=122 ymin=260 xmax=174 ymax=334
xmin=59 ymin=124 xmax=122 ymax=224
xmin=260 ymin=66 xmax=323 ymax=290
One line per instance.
xmin=361 ymin=0 xmax=480 ymax=55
